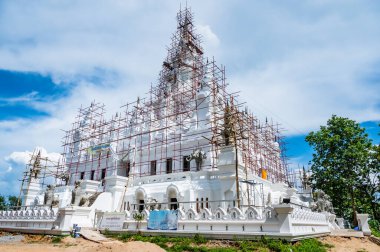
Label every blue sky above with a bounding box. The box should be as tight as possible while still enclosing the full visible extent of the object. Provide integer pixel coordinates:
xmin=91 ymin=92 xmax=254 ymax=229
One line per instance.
xmin=0 ymin=0 xmax=379 ymax=196
xmin=286 ymin=121 xmax=380 ymax=170
xmin=0 ymin=70 xmax=69 ymax=120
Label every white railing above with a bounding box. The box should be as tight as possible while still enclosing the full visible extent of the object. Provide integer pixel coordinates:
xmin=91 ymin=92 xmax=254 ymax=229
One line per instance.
xmin=291 ymin=208 xmax=326 ymax=223
xmin=109 ymin=205 xmax=331 ymax=237
xmin=0 ymin=208 xmax=58 ymax=221
xmin=122 ymin=206 xmax=266 ymax=222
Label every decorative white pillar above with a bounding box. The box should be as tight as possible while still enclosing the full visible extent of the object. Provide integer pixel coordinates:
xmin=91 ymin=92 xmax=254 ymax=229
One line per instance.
xmin=273 ymin=204 xmax=294 ymax=234
xmin=357 ymin=213 xmax=371 ymax=236
xmin=22 ymin=177 xmax=41 ymax=206
xmin=217 ymin=146 xmax=236 ymax=167
xmin=58 ymin=206 xmax=93 ymax=231
xmin=104 ymin=175 xmax=129 ymax=211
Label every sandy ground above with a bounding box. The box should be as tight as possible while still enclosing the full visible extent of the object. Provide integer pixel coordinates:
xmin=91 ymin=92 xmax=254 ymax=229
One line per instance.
xmin=0 ymin=232 xmax=378 ymax=252
xmin=0 ymin=234 xmax=165 ymax=252
xmin=320 ymin=236 xmax=379 ymax=252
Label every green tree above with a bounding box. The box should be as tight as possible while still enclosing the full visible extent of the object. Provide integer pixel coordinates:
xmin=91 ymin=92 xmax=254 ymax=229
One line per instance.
xmin=0 ymin=195 xmax=6 ymax=210
xmin=7 ymin=195 xmax=19 ymax=208
xmin=306 ymin=115 xmax=373 ymax=225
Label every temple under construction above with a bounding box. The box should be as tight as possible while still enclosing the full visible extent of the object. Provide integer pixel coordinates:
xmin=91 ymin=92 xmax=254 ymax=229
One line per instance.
xmin=0 ymin=7 xmax=350 ymax=240
xmin=60 ymin=7 xmax=289 ymax=211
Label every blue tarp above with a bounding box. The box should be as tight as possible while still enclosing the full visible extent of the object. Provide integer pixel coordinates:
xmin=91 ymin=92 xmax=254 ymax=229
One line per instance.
xmin=147 ymin=210 xmax=178 ymax=230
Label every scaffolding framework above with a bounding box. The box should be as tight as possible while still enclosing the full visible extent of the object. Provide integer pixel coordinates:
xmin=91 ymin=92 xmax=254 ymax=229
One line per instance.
xmin=61 ymin=8 xmax=289 ymax=190
xmin=18 ymin=149 xmax=66 ymax=206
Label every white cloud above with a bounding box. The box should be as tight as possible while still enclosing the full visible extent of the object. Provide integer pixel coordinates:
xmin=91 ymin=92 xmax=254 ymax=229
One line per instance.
xmin=0 ymin=91 xmax=39 ymax=103
xmin=223 ymin=1 xmax=380 ymax=134
xmin=0 ymin=0 xmax=180 ymax=83
xmin=5 ymin=147 xmax=62 ymax=165
xmin=197 ymin=24 xmax=220 ymax=47
xmin=231 ymin=46 xmax=380 ymax=134
xmin=5 ymin=152 xmax=31 ymax=166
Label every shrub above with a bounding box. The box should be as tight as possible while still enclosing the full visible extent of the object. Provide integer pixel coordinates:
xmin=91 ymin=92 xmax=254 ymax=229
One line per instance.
xmin=369 ymin=219 xmax=380 ymax=237
xmin=102 ymin=228 xmax=113 ymax=237
xmin=119 ymin=233 xmax=132 ymax=241
xmin=194 ymin=233 xmax=207 ymax=244
xmin=51 ymin=236 xmax=63 ymax=243
xmin=265 ymin=239 xmax=292 ymax=252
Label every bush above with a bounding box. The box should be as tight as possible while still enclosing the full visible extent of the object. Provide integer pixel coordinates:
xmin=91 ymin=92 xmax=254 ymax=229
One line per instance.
xmin=369 ymin=219 xmax=380 ymax=237
xmin=102 ymin=228 xmax=112 ymax=236
xmin=194 ymin=233 xmax=207 ymax=244
xmin=51 ymin=236 xmax=63 ymax=243
xmin=116 ymin=233 xmax=132 ymax=241
xmin=265 ymin=239 xmax=292 ymax=252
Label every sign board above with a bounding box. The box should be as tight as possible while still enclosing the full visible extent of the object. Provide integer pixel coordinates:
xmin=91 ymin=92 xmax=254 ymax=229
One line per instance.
xmin=99 ymin=212 xmax=125 ymax=230
xmin=87 ymin=143 xmax=111 ymax=154
xmin=148 ymin=210 xmax=178 ymax=230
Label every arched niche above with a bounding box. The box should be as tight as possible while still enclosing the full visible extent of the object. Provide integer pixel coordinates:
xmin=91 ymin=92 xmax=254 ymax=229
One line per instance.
xmin=245 ymin=206 xmax=260 ymax=220
xmin=135 ymin=187 xmax=147 ymax=212
xmin=166 ymin=184 xmax=181 ymax=210
xmin=214 ymin=207 xmax=229 ymax=220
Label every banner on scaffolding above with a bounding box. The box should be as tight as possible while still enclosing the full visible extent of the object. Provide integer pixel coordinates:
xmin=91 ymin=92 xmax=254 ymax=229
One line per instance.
xmin=87 ymin=143 xmax=111 ymax=155
xmin=147 ymin=210 xmax=178 ymax=230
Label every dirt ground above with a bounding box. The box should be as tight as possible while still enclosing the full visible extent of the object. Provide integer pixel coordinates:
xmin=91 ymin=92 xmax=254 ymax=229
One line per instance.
xmin=319 ymin=236 xmax=379 ymax=252
xmin=0 ymin=234 xmax=165 ymax=252
xmin=0 ymin=232 xmax=378 ymax=252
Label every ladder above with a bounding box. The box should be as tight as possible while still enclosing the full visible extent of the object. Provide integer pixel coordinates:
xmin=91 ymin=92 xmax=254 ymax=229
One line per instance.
xmin=118 ymin=176 xmax=131 ymax=212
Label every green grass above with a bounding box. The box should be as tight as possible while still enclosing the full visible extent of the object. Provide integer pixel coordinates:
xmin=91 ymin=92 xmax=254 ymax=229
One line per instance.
xmin=292 ymin=238 xmax=333 ymax=252
xmin=104 ymin=232 xmax=332 ymax=252
xmin=51 ymin=236 xmax=63 ymax=243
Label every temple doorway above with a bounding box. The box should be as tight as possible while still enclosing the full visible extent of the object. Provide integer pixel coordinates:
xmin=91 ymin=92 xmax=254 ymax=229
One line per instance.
xmin=138 ymin=200 xmax=145 ymax=212
xmin=167 ymin=186 xmax=179 ymax=210
xmin=136 ymin=189 xmax=145 ymax=212
xmin=170 ymin=198 xmax=178 ymax=210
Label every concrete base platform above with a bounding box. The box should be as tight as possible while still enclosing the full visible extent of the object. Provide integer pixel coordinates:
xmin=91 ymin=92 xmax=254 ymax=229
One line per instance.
xmin=330 ymin=229 xmax=364 ymax=238
xmin=0 ymin=227 xmax=68 ymax=235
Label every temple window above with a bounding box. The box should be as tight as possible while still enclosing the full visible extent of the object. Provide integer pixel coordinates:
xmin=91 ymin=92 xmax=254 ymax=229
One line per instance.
xmin=166 ymin=158 xmax=173 ymax=174
xmin=183 ymin=156 xmax=190 ymax=171
xmin=150 ymin=160 xmax=157 ymax=175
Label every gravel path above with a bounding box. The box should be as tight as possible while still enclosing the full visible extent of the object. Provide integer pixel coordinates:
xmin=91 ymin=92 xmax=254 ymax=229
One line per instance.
xmin=0 ymin=235 xmax=165 ymax=252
